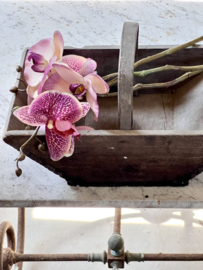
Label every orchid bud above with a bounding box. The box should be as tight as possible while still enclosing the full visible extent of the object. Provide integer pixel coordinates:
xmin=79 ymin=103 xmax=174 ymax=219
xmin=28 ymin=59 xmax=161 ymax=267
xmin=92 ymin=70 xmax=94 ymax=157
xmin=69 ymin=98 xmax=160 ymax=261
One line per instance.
xmin=10 ymin=86 xmax=18 ymax=93
xmin=16 ymin=65 xmax=22 ymax=72
xmin=25 ymin=125 xmax=31 ymax=130
xmin=38 ymin=143 xmax=47 ymax=153
xmin=15 ymin=168 xmax=22 ymax=177
xmin=18 ymin=153 xmax=25 ymax=161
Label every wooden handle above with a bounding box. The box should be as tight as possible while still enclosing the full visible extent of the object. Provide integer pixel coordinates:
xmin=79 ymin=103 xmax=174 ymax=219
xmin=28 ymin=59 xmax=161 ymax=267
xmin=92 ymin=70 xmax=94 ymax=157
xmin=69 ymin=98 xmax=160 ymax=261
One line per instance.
xmin=118 ymin=22 xmax=139 ymax=130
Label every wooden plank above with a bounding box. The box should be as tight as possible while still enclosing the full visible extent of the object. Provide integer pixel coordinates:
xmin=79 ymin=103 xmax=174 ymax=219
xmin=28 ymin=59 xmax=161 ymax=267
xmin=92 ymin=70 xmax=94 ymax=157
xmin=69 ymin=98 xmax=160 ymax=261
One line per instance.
xmin=4 ymin=130 xmax=203 ymax=186
xmin=118 ymin=22 xmax=139 ymax=130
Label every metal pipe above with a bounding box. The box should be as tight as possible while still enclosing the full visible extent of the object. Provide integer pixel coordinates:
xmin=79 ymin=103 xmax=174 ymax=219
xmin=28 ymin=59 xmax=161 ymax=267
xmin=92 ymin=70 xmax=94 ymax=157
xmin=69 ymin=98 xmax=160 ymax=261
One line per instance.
xmin=125 ymin=251 xmax=203 ymax=262
xmin=0 ymin=222 xmax=16 ymax=270
xmin=144 ymin=253 xmax=203 ymax=261
xmin=16 ymin=208 xmax=25 ymax=270
xmin=15 ymin=253 xmax=89 ymax=262
xmin=114 ymin=208 xmax=121 ymax=234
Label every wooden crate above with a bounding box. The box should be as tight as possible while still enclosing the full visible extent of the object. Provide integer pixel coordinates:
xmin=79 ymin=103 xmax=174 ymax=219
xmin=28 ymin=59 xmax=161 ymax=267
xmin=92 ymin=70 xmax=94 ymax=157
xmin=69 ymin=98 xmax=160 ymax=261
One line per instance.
xmin=3 ymin=22 xmax=203 ymax=186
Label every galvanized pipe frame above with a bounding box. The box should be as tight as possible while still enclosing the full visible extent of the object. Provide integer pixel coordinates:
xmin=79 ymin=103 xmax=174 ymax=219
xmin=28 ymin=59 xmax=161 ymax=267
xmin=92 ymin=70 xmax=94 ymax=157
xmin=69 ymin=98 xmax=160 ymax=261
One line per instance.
xmin=1 ymin=207 xmax=203 ymax=270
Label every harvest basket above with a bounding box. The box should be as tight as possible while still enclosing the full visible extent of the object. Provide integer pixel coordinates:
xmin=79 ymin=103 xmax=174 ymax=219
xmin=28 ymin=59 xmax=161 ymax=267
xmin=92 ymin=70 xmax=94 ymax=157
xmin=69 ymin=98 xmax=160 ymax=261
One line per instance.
xmin=4 ymin=22 xmax=203 ymax=186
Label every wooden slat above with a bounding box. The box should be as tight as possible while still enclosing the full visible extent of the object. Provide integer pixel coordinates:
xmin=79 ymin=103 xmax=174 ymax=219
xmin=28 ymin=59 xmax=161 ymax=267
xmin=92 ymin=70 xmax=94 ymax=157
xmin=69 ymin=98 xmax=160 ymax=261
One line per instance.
xmin=118 ymin=22 xmax=139 ymax=130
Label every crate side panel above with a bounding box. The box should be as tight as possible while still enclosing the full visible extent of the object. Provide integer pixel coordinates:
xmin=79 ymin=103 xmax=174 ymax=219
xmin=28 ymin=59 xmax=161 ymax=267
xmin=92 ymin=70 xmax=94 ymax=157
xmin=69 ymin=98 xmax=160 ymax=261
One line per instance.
xmin=4 ymin=133 xmax=203 ymax=186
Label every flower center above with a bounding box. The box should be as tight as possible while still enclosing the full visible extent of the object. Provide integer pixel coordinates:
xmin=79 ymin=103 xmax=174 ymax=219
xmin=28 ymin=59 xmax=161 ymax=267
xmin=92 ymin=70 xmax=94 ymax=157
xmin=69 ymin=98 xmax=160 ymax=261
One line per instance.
xmin=28 ymin=50 xmax=48 ymax=73
xmin=69 ymin=84 xmax=87 ymax=98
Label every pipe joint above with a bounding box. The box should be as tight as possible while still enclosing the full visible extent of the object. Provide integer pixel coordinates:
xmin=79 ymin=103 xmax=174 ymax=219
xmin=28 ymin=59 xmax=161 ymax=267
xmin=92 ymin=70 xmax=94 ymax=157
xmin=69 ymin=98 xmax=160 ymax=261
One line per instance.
xmin=125 ymin=251 xmax=144 ymax=263
xmin=88 ymin=251 xmax=107 ymax=264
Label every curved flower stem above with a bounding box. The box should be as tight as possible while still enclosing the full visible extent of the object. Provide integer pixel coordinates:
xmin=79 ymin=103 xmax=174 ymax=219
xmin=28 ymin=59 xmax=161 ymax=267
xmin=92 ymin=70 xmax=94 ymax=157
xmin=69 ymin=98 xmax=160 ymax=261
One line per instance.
xmin=20 ymin=126 xmax=40 ymax=153
xmin=35 ymin=136 xmax=43 ymax=144
xmin=102 ymin=73 xmax=118 ymax=81
xmin=98 ymin=70 xmax=202 ymax=97
xmin=15 ymin=126 xmax=40 ymax=176
xmin=17 ymin=78 xmax=27 ymax=88
xmin=134 ymin=36 xmax=203 ymax=70
xmin=133 ymin=70 xmax=202 ymax=91
xmin=106 ymin=35 xmax=203 ymax=86
xmin=133 ymin=64 xmax=203 ymax=77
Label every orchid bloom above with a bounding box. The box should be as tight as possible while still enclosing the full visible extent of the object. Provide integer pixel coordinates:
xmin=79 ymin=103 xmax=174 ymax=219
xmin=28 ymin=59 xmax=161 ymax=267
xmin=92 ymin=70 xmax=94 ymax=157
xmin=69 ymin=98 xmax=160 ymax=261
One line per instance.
xmin=14 ymin=91 xmax=90 ymax=161
xmin=25 ymin=31 xmax=64 ymax=98
xmin=41 ymin=55 xmax=109 ymax=121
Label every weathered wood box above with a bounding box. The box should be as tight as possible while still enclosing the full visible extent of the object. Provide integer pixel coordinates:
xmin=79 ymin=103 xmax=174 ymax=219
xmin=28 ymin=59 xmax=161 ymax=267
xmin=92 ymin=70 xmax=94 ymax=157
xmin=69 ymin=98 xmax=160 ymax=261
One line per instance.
xmin=3 ymin=22 xmax=203 ymax=186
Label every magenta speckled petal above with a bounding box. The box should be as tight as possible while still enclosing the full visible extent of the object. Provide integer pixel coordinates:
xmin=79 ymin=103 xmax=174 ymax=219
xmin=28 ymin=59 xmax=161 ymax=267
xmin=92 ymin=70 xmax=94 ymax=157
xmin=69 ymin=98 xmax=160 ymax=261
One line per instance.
xmin=29 ymin=91 xmax=83 ymax=123
xmin=42 ymin=72 xmax=71 ymax=94
xmin=81 ymin=102 xmax=90 ymax=118
xmin=64 ymin=135 xmax=75 ymax=157
xmin=52 ymin=63 xmax=84 ymax=85
xmin=85 ymin=79 xmax=99 ymax=121
xmin=38 ymin=55 xmax=57 ymax=95
xmin=53 ymin=31 xmax=64 ymax=61
xmin=85 ymin=73 xmax=109 ymax=94
xmin=62 ymin=55 xmax=87 ymax=72
xmin=14 ymin=106 xmax=47 ymax=126
xmin=45 ymin=126 xmax=72 ymax=161
xmin=79 ymin=59 xmax=97 ymax=77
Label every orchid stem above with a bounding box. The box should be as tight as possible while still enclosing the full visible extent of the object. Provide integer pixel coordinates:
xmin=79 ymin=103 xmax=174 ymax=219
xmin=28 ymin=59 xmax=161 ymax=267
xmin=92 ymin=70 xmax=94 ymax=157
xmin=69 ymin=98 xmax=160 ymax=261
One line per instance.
xmin=98 ymin=70 xmax=202 ymax=97
xmin=133 ymin=64 xmax=203 ymax=77
xmin=20 ymin=126 xmax=40 ymax=153
xmin=102 ymin=73 xmax=118 ymax=81
xmin=15 ymin=126 xmax=40 ymax=177
xmin=35 ymin=136 xmax=43 ymax=144
xmin=106 ymin=35 xmax=203 ymax=86
xmin=132 ymin=70 xmax=202 ymax=91
xmin=17 ymin=78 xmax=27 ymax=88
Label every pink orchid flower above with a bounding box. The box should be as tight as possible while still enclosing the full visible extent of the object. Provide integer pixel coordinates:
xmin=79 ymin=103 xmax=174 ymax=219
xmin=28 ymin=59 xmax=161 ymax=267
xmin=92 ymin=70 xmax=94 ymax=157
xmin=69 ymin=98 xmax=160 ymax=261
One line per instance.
xmin=25 ymin=31 xmax=64 ymax=98
xmin=14 ymin=91 xmax=90 ymax=161
xmin=42 ymin=55 xmax=109 ymax=121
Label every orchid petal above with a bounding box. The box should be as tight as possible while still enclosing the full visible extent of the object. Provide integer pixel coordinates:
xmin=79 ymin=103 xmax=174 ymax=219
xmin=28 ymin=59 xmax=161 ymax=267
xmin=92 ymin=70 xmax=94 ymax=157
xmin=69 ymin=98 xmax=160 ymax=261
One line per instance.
xmin=62 ymin=55 xmax=87 ymax=72
xmin=42 ymin=72 xmax=71 ymax=94
xmin=27 ymin=84 xmax=39 ymax=98
xmin=39 ymin=125 xmax=46 ymax=131
xmin=45 ymin=126 xmax=72 ymax=161
xmin=54 ymin=120 xmax=80 ymax=139
xmin=14 ymin=106 xmax=48 ymax=126
xmin=81 ymin=102 xmax=90 ymax=118
xmin=64 ymin=136 xmax=75 ymax=157
xmin=76 ymin=126 xmax=94 ymax=131
xmin=52 ymin=63 xmax=84 ymax=85
xmin=79 ymin=59 xmax=97 ymax=77
xmin=29 ymin=91 xmax=83 ymax=123
xmin=38 ymin=55 xmax=57 ymax=95
xmin=55 ymin=120 xmax=72 ymax=131
xmin=85 ymin=79 xmax=99 ymax=121
xmin=27 ymin=95 xmax=34 ymax=105
xmin=29 ymin=38 xmax=55 ymax=62
xmin=85 ymin=73 xmax=109 ymax=94
xmin=24 ymin=38 xmax=55 ymax=86
xmin=28 ymin=51 xmax=47 ymax=73
xmin=53 ymin=31 xmax=64 ymax=61
xmin=24 ymin=60 xmax=44 ymax=87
